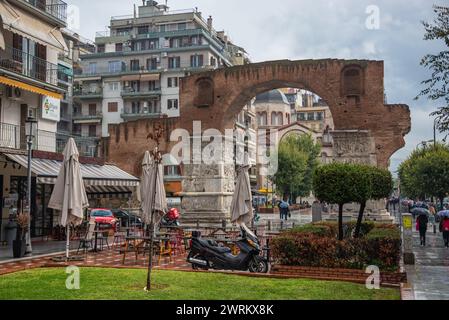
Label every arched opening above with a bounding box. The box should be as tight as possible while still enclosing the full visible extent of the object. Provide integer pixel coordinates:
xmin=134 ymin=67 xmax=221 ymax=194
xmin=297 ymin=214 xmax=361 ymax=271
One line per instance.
xmin=232 ymin=87 xmax=335 ymax=205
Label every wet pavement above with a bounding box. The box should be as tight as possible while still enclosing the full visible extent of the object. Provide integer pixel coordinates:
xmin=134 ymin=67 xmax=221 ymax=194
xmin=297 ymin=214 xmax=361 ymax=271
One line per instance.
xmin=405 ymin=229 xmax=449 ymax=300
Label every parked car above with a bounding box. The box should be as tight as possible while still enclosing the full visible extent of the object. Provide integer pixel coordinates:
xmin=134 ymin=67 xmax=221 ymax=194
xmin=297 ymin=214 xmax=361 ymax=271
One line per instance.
xmin=111 ymin=209 xmax=143 ymax=228
xmin=89 ymin=208 xmax=118 ymax=231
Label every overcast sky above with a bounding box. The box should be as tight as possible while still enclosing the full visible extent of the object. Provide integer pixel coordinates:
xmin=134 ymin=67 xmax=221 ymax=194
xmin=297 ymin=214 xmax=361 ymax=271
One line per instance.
xmin=68 ymin=0 xmax=447 ymax=174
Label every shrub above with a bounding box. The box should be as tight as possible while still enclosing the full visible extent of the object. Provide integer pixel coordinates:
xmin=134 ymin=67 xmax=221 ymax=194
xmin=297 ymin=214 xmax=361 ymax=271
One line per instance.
xmin=271 ymin=223 xmax=401 ymax=271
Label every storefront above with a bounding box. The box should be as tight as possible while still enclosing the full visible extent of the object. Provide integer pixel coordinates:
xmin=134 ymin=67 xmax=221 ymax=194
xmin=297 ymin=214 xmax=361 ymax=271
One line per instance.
xmin=0 ymin=152 xmax=139 ymax=241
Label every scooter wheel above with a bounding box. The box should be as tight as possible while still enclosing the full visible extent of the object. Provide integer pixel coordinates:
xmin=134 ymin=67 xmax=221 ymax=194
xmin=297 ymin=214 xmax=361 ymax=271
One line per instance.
xmin=249 ymin=257 xmax=269 ymax=273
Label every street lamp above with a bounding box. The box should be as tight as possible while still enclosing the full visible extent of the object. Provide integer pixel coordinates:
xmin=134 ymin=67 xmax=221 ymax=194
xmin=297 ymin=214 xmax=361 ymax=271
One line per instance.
xmin=24 ymin=116 xmax=37 ymax=254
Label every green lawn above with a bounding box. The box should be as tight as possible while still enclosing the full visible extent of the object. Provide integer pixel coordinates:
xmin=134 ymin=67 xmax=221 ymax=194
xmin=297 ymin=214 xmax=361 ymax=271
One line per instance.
xmin=0 ymin=268 xmax=399 ymax=300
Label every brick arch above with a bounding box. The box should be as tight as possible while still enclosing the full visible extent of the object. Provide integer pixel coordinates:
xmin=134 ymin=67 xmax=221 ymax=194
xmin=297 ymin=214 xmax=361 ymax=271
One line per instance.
xmin=180 ymin=59 xmax=411 ymax=167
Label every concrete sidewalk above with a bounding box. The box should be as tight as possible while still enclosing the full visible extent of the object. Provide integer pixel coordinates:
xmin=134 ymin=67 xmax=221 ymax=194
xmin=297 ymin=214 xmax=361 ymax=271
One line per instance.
xmin=404 ymin=229 xmax=449 ymax=300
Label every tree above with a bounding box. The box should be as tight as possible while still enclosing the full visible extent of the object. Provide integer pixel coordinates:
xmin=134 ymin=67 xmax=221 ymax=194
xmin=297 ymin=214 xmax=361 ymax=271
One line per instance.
xmin=399 ymin=143 xmax=449 ymax=208
xmin=353 ymin=166 xmax=393 ymax=238
xmin=274 ymin=134 xmax=320 ymax=201
xmin=313 ymin=163 xmax=360 ymax=240
xmin=416 ymin=5 xmax=449 ymax=133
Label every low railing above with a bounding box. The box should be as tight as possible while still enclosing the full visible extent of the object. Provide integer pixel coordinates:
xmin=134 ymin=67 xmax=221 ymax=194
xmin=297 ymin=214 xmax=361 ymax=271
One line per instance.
xmin=73 ymin=87 xmax=103 ymax=97
xmin=0 ymin=45 xmax=59 ymax=86
xmin=121 ymin=88 xmax=161 ymax=97
xmin=0 ymin=122 xmax=99 ymax=157
xmin=25 ymin=0 xmax=68 ymax=23
xmin=72 ymin=112 xmax=103 ymax=121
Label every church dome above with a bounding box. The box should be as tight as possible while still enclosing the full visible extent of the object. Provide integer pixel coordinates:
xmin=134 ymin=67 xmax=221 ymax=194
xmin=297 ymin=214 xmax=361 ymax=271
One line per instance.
xmin=254 ymin=89 xmax=290 ymax=105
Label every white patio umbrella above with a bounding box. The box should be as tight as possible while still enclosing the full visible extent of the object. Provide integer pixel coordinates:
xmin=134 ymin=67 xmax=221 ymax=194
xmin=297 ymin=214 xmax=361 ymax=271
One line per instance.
xmin=48 ymin=138 xmax=89 ymax=260
xmin=230 ymin=152 xmax=254 ymax=225
xmin=141 ymin=148 xmax=167 ymax=291
xmin=140 ymin=150 xmax=167 ymax=226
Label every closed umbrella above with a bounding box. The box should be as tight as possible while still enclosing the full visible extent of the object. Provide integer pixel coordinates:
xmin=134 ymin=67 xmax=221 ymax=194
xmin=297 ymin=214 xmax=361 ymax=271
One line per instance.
xmin=48 ymin=138 xmax=89 ymax=260
xmin=230 ymin=152 xmax=253 ymax=225
xmin=142 ymin=148 xmax=167 ymax=291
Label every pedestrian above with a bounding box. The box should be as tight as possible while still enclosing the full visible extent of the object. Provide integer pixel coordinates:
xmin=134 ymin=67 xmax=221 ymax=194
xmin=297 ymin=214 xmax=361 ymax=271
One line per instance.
xmin=416 ymin=213 xmax=429 ymax=246
xmin=278 ymin=199 xmax=289 ymax=221
xmin=441 ymin=217 xmax=449 ymax=248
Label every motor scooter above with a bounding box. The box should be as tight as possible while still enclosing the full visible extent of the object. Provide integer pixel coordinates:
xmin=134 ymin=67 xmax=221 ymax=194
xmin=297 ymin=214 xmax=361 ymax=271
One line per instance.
xmin=187 ymin=223 xmax=268 ymax=273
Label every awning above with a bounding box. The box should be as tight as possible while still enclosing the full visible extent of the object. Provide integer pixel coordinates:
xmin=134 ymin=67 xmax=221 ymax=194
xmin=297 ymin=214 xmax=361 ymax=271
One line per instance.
xmin=140 ymin=73 xmax=160 ymax=81
xmin=121 ymin=75 xmax=141 ymax=82
xmin=4 ymin=153 xmax=139 ymax=187
xmin=85 ymin=185 xmax=132 ymax=200
xmin=0 ymin=1 xmax=68 ymax=51
xmin=0 ymin=76 xmax=63 ymax=99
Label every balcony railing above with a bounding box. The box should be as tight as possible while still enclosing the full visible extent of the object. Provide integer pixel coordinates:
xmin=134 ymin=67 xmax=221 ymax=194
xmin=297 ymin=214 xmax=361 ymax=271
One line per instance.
xmin=121 ymin=108 xmax=162 ymax=120
xmin=121 ymin=87 xmax=161 ymax=98
xmin=72 ymin=112 xmax=103 ymax=122
xmin=0 ymin=45 xmax=59 ymax=86
xmin=73 ymin=87 xmax=103 ymax=98
xmin=0 ymin=122 xmax=99 ymax=157
xmin=24 ymin=0 xmax=68 ymax=23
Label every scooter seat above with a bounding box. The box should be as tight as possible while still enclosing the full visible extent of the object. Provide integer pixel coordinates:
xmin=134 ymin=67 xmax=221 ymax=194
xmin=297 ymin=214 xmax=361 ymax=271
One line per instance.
xmin=198 ymin=239 xmax=232 ymax=253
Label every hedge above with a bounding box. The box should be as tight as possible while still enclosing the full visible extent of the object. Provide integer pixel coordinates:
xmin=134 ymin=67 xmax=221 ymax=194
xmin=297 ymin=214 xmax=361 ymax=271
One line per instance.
xmin=271 ymin=223 xmax=401 ymax=271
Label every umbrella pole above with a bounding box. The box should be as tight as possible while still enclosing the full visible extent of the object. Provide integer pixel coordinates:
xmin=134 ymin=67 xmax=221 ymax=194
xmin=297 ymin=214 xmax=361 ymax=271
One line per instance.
xmin=66 ymin=225 xmax=70 ymax=260
xmin=146 ymin=157 xmax=159 ymax=291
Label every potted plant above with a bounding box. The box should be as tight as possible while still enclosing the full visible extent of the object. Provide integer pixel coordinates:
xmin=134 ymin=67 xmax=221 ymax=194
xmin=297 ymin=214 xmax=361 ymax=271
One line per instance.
xmin=13 ymin=213 xmax=29 ymax=258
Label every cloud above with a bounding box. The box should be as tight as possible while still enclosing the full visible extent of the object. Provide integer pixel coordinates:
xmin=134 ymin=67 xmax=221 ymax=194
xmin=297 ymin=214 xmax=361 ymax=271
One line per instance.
xmin=69 ymin=0 xmax=448 ymax=174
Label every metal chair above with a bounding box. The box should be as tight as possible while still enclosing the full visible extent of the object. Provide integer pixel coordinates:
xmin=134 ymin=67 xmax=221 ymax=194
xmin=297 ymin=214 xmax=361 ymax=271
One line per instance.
xmin=77 ymin=221 xmax=96 ymax=254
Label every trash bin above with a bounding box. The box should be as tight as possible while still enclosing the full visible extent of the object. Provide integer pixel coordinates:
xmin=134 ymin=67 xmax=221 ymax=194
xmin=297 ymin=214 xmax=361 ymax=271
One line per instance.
xmin=5 ymin=221 xmax=17 ymax=246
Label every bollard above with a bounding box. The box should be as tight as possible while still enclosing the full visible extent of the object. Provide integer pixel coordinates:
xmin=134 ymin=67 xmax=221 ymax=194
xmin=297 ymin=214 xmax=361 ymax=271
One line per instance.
xmin=402 ymin=213 xmax=415 ymax=265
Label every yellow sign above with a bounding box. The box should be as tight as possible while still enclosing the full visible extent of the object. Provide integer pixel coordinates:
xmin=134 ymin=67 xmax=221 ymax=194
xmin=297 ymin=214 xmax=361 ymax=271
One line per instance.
xmin=403 ymin=215 xmax=413 ymax=229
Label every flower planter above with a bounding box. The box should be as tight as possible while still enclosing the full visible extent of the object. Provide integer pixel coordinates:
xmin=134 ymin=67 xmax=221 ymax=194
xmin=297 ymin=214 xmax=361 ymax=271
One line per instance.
xmin=12 ymin=240 xmax=26 ymax=258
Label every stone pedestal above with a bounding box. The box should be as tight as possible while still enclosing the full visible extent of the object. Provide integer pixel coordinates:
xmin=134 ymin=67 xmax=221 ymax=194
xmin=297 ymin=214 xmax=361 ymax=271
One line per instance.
xmin=180 ymin=134 xmax=236 ymax=227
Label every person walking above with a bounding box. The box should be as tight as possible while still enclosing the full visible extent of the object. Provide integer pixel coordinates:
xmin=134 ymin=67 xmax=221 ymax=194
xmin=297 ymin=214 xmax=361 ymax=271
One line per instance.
xmin=417 ymin=213 xmax=429 ymax=246
xmin=278 ymin=199 xmax=290 ymax=221
xmin=442 ymin=217 xmax=449 ymax=248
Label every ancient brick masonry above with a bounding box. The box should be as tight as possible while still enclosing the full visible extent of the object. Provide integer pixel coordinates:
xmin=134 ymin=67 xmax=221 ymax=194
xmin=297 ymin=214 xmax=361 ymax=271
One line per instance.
xmin=107 ymin=59 xmax=411 ymax=226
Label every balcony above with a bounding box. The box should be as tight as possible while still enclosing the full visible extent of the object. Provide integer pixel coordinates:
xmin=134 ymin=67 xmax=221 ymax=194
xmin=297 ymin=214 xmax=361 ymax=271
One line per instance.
xmin=121 ymin=87 xmax=162 ymax=99
xmin=121 ymin=108 xmax=163 ymax=121
xmin=0 ymin=122 xmax=99 ymax=157
xmin=73 ymin=87 xmax=103 ymax=99
xmin=18 ymin=0 xmax=67 ymax=26
xmin=72 ymin=112 xmax=103 ymax=124
xmin=0 ymin=45 xmax=59 ymax=86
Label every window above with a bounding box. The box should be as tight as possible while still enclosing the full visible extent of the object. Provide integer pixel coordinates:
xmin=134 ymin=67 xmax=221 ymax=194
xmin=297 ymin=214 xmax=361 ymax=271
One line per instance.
xmin=148 ymin=100 xmax=161 ymax=114
xmin=131 ymin=101 xmax=141 ymax=114
xmin=115 ymin=43 xmax=123 ymax=52
xmin=129 ymin=80 xmax=140 ymax=92
xmin=164 ymin=165 xmax=181 ymax=176
xmin=167 ymin=77 xmax=179 ymax=88
xmin=148 ymin=39 xmax=159 ymax=49
xmin=298 ymin=113 xmax=306 ymax=121
xmin=73 ymin=124 xmax=81 ymax=135
xmin=108 ymin=82 xmax=119 ymax=91
xmin=307 ymin=112 xmax=315 ymax=121
xmin=130 ymin=59 xmax=140 ymax=71
xmin=191 ymin=36 xmax=199 ymax=45
xmin=138 ymin=25 xmax=149 ymax=34
xmin=210 ymin=56 xmax=217 ymax=67
xmin=316 ymin=112 xmax=324 ymax=121
xmin=88 ymin=104 xmax=97 ymax=116
xmin=159 ymin=24 xmax=166 ymax=32
xmin=149 ymin=80 xmax=159 ymax=90
xmin=116 ymin=28 xmax=131 ymax=36
xmin=88 ymin=125 xmax=97 ymax=137
xmin=147 ymin=58 xmax=158 ymax=70
xmin=108 ymin=102 xmax=118 ymax=112
xmin=108 ymin=61 xmax=122 ymax=73
xmin=190 ymin=54 xmax=204 ymax=68
xmin=97 ymin=44 xmax=105 ymax=53
xmin=168 ymin=57 xmax=181 ymax=69
xmin=257 ymin=112 xmax=267 ymax=126
xmin=178 ymin=23 xmax=187 ymax=30
xmin=167 ymin=99 xmax=178 ymax=110
xmin=88 ymin=62 xmax=97 ymax=74
xmin=170 ymin=38 xmax=180 ymax=48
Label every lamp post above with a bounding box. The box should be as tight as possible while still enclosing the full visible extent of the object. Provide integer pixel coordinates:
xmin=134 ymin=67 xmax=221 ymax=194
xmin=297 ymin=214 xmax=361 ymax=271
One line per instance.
xmin=25 ymin=116 xmax=37 ymax=254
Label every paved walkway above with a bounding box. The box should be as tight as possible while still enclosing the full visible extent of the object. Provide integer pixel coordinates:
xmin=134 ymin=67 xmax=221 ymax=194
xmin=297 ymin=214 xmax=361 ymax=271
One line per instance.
xmin=0 ymin=240 xmax=81 ymax=262
xmin=405 ymin=229 xmax=449 ymax=300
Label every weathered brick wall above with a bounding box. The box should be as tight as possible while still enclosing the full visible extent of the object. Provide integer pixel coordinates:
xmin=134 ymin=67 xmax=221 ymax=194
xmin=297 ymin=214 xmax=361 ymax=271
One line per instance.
xmin=179 ymin=59 xmax=411 ymax=168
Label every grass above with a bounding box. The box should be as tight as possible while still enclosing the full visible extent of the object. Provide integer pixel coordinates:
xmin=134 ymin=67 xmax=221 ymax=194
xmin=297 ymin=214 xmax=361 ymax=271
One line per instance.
xmin=0 ymin=267 xmax=399 ymax=300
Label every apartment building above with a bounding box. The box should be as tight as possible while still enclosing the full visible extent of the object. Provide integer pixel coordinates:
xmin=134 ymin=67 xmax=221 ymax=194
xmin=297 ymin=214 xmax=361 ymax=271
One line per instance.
xmin=74 ymin=0 xmax=249 ymax=141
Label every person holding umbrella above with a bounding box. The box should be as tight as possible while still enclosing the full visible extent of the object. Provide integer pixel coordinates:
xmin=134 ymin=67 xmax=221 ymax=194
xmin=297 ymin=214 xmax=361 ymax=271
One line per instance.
xmin=438 ymin=210 xmax=449 ymax=247
xmin=412 ymin=207 xmax=429 ymax=246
